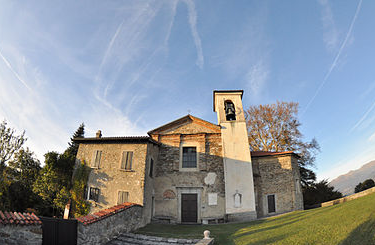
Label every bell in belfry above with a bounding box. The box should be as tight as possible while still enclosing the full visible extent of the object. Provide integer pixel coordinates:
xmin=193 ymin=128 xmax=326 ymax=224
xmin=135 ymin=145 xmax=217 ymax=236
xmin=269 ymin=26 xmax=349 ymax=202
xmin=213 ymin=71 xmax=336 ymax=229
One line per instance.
xmin=225 ymin=101 xmax=236 ymax=121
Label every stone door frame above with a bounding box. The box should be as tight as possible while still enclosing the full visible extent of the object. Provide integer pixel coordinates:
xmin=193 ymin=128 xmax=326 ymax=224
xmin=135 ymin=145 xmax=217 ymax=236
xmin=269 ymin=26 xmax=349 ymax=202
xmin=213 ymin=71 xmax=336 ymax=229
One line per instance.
xmin=176 ymin=187 xmax=202 ymax=223
xmin=264 ymin=193 xmax=277 ymax=215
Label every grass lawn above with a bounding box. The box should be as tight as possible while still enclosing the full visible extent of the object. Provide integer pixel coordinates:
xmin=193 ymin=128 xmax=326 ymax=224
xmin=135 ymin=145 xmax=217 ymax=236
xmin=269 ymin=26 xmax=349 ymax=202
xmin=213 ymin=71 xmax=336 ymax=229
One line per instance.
xmin=136 ymin=192 xmax=375 ymax=244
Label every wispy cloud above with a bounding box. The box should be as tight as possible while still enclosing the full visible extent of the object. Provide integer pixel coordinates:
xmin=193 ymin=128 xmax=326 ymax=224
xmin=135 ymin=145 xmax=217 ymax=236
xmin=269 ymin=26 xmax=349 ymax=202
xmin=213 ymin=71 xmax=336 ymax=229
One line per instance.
xmin=350 ymin=99 xmax=375 ymax=132
xmin=318 ymin=0 xmax=339 ymax=52
xmin=302 ymin=0 xmax=362 ymax=116
xmin=245 ymin=60 xmax=269 ymax=99
xmin=184 ymin=0 xmax=204 ymax=69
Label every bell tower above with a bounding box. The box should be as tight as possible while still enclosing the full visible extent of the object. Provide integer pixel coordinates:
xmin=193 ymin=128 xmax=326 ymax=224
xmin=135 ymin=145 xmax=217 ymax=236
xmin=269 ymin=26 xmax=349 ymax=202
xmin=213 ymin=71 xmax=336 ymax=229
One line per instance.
xmin=213 ymin=90 xmax=257 ymax=221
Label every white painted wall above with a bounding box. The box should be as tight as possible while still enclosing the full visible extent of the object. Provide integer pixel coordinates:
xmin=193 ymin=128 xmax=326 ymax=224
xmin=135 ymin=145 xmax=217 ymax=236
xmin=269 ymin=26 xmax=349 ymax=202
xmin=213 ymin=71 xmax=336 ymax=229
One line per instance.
xmin=214 ymin=91 xmax=257 ymax=216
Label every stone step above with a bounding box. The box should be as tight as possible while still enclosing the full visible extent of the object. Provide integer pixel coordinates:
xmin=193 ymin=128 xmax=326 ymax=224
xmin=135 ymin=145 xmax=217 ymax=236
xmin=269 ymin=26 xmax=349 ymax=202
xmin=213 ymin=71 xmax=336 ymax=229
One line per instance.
xmin=107 ymin=233 xmax=200 ymax=245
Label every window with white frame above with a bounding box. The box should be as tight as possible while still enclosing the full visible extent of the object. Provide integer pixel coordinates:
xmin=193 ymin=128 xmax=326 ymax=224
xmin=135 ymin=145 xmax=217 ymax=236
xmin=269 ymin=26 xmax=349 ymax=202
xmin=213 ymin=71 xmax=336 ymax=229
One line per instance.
xmin=120 ymin=151 xmax=133 ymax=170
xmin=117 ymin=191 xmax=129 ymax=204
xmin=91 ymin=150 xmax=102 ymax=168
xmin=182 ymin=147 xmax=197 ymax=168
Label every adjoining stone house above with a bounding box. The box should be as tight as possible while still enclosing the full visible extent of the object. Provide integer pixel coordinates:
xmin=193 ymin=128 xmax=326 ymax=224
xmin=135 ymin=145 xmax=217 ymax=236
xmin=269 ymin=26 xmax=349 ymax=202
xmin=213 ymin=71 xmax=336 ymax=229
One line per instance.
xmin=74 ymin=90 xmax=303 ymax=224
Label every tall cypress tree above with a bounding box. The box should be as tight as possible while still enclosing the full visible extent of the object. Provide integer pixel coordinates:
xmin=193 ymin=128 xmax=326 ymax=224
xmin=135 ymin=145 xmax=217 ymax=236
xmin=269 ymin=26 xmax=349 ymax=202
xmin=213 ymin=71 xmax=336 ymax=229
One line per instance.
xmin=66 ymin=123 xmax=84 ymax=157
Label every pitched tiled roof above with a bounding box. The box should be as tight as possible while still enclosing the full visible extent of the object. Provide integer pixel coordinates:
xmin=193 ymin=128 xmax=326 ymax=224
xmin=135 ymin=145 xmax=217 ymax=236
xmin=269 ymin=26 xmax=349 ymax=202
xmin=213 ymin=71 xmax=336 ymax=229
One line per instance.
xmin=251 ymin=151 xmax=299 ymax=157
xmin=0 ymin=211 xmax=42 ymax=225
xmin=147 ymin=114 xmax=221 ymax=135
xmin=76 ymin=202 xmax=141 ymax=225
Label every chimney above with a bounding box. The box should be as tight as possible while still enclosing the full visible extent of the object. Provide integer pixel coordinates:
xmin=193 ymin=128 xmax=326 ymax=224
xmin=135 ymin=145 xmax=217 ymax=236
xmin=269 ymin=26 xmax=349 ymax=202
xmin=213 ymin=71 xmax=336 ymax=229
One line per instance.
xmin=96 ymin=130 xmax=102 ymax=138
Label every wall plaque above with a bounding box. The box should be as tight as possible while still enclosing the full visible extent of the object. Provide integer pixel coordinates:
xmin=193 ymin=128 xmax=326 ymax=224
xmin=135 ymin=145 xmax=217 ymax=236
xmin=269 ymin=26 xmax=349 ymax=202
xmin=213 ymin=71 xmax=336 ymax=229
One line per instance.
xmin=208 ymin=193 xmax=217 ymax=206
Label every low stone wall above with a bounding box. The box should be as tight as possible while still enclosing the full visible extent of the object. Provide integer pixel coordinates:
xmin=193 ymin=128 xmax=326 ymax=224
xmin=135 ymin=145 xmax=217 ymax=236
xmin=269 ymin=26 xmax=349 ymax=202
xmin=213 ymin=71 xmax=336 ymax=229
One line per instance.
xmin=0 ymin=224 xmax=42 ymax=245
xmin=77 ymin=204 xmax=144 ymax=245
xmin=321 ymin=186 xmax=375 ymax=207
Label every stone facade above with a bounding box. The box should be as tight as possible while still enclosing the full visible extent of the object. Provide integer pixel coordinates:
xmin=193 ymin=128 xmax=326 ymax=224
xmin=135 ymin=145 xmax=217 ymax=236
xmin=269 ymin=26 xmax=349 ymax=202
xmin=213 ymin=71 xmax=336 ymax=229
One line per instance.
xmin=0 ymin=224 xmax=42 ymax=245
xmin=151 ymin=121 xmax=226 ymax=223
xmin=252 ymin=153 xmax=303 ymax=217
xmin=74 ymin=90 xmax=303 ymax=224
xmin=75 ymin=137 xmax=159 ymax=223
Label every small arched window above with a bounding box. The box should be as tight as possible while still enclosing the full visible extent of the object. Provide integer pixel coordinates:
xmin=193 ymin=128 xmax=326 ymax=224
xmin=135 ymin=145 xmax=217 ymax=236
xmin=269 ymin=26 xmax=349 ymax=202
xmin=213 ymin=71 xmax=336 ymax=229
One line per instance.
xmin=224 ymin=100 xmax=236 ymax=121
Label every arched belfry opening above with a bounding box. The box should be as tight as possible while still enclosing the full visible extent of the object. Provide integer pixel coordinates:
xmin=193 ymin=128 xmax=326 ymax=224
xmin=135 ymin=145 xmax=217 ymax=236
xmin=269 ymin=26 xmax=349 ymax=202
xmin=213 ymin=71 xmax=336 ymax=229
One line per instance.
xmin=224 ymin=100 xmax=236 ymax=121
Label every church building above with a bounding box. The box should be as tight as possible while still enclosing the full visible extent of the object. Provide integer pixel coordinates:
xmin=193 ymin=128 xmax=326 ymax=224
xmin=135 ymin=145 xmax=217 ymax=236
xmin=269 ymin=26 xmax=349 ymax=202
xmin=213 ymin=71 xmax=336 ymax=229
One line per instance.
xmin=74 ymin=90 xmax=303 ymax=224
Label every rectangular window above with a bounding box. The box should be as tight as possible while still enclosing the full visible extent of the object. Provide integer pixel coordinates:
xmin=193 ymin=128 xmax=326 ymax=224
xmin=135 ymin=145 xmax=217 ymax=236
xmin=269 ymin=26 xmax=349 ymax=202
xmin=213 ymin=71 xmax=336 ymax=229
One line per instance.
xmin=120 ymin=151 xmax=133 ymax=170
xmin=91 ymin=150 xmax=102 ymax=168
xmin=89 ymin=187 xmax=100 ymax=202
xmin=267 ymin=194 xmax=276 ymax=213
xmin=149 ymin=158 xmax=154 ymax=177
xmin=117 ymin=191 xmax=129 ymax=204
xmin=83 ymin=186 xmax=88 ymax=200
xmin=182 ymin=147 xmax=197 ymax=168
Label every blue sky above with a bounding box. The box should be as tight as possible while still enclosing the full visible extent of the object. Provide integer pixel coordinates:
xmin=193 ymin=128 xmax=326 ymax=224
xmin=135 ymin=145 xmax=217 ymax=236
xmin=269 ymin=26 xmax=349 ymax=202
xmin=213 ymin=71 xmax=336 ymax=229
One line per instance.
xmin=0 ymin=0 xmax=374 ymax=181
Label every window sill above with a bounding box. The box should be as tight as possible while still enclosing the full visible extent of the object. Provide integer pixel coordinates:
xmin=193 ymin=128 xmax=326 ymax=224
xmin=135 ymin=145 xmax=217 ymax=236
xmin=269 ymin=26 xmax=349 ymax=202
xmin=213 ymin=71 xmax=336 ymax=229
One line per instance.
xmin=119 ymin=169 xmax=135 ymax=172
xmin=179 ymin=168 xmax=199 ymax=172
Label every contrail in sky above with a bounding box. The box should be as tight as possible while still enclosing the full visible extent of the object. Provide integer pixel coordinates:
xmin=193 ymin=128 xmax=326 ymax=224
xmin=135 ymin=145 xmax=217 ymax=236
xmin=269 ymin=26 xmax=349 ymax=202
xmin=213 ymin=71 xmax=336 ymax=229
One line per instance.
xmin=302 ymin=0 xmax=362 ymax=116
xmin=0 ymin=46 xmax=32 ymax=91
xmin=350 ymin=99 xmax=375 ymax=132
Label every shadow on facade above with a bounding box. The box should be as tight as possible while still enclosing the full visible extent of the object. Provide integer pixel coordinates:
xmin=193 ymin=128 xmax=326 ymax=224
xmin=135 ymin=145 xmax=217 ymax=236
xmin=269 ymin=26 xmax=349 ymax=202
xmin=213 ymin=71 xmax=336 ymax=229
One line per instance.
xmin=90 ymin=171 xmax=113 ymax=206
xmin=153 ymin=142 xmax=301 ymax=223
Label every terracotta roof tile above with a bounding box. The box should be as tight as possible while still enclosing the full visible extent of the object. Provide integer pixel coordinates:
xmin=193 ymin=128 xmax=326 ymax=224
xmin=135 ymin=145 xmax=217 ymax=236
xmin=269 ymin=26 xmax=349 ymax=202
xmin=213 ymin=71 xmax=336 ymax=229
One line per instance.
xmin=76 ymin=202 xmax=141 ymax=226
xmin=251 ymin=151 xmax=299 ymax=157
xmin=0 ymin=211 xmax=41 ymax=225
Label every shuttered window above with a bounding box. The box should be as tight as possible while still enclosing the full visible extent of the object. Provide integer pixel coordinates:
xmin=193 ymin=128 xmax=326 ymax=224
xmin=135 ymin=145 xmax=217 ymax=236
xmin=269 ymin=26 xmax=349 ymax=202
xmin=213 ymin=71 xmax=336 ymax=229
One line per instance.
xmin=120 ymin=151 xmax=133 ymax=170
xmin=91 ymin=150 xmax=102 ymax=168
xmin=182 ymin=147 xmax=197 ymax=168
xmin=89 ymin=187 xmax=100 ymax=202
xmin=117 ymin=191 xmax=129 ymax=204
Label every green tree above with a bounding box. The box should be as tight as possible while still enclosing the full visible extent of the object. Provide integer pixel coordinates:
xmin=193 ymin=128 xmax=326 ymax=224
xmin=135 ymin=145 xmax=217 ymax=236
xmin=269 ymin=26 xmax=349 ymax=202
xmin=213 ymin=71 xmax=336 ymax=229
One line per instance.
xmin=354 ymin=179 xmax=375 ymax=193
xmin=33 ymin=152 xmax=65 ymax=216
xmin=303 ymin=180 xmax=343 ymax=207
xmin=0 ymin=120 xmax=27 ymax=210
xmin=32 ymin=123 xmax=85 ymax=217
xmin=245 ymin=101 xmax=320 ymax=187
xmin=65 ymin=123 xmax=84 ymax=157
xmin=0 ymin=120 xmax=26 ymax=168
xmin=3 ymin=148 xmax=42 ymax=212
xmin=70 ymin=160 xmax=91 ymax=217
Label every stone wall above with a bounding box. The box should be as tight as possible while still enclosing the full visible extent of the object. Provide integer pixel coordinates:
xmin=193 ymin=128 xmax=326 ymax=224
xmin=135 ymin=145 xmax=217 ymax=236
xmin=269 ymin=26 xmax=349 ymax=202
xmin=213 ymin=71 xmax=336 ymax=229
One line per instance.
xmin=252 ymin=154 xmax=303 ymax=217
xmin=76 ymin=142 xmax=149 ymax=213
xmin=142 ymin=142 xmax=159 ymax=224
xmin=152 ymin=127 xmax=226 ymax=223
xmin=0 ymin=224 xmax=42 ymax=245
xmin=77 ymin=205 xmax=144 ymax=245
xmin=321 ymin=186 xmax=375 ymax=207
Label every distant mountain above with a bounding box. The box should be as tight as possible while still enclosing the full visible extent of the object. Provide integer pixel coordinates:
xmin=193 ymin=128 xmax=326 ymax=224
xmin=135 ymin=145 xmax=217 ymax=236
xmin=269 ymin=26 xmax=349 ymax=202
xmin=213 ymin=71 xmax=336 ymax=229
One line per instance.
xmin=329 ymin=160 xmax=375 ymax=196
